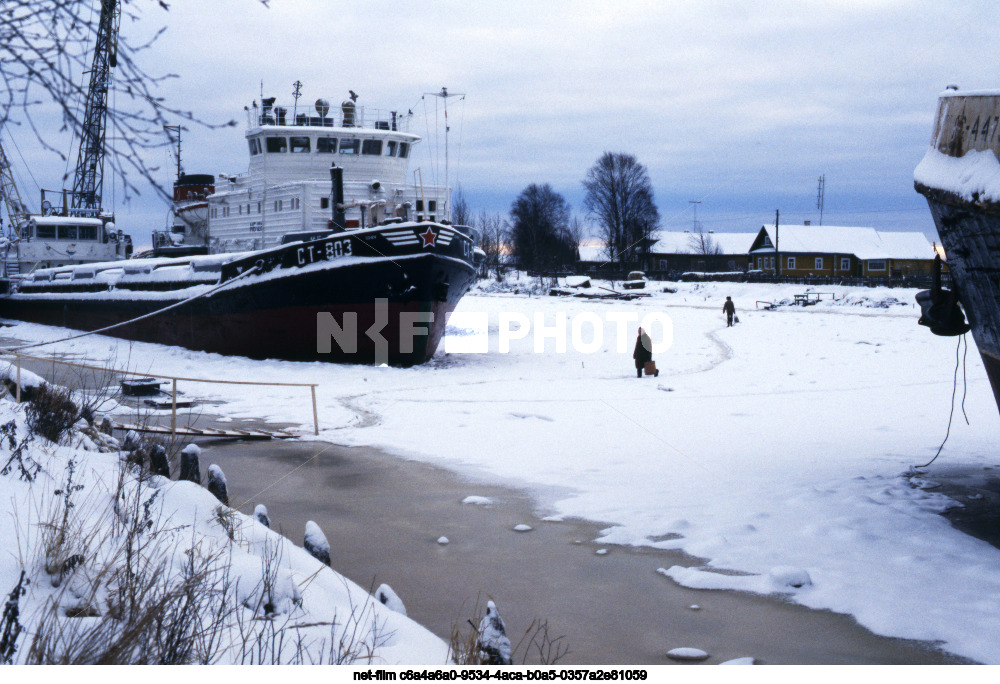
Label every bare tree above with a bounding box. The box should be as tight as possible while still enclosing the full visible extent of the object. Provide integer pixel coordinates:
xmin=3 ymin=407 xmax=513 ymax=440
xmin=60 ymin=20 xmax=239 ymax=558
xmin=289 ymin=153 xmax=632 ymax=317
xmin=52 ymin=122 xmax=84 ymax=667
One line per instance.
xmin=0 ymin=0 xmax=265 ymax=205
xmin=688 ymin=225 xmax=721 ymax=255
xmin=509 ymin=183 xmax=574 ymax=272
xmin=582 ymin=152 xmax=659 ymax=268
xmin=451 ymin=186 xmax=470 ymax=226
xmin=475 ymin=210 xmax=508 ymax=281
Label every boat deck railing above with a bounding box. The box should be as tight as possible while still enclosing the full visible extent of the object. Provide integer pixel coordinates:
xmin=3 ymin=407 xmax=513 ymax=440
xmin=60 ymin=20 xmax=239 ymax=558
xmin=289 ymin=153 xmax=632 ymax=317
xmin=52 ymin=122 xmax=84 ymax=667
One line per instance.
xmin=247 ymin=104 xmax=413 ymax=133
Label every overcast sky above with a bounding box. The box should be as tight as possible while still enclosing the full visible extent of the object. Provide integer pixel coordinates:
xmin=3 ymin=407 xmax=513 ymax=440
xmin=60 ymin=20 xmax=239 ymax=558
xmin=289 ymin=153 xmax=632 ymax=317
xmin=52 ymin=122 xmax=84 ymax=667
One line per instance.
xmin=7 ymin=0 xmax=1000 ymax=245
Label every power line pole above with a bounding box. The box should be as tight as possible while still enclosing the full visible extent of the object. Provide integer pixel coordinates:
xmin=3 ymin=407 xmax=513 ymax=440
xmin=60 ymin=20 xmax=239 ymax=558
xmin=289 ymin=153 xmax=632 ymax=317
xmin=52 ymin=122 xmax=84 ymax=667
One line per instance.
xmin=775 ymin=208 xmax=781 ymax=277
xmin=816 ymin=175 xmax=825 ymax=225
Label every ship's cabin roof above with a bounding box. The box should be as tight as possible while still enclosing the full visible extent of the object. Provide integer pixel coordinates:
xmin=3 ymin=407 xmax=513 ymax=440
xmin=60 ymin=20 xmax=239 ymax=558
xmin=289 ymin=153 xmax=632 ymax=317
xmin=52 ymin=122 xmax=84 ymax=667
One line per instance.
xmin=30 ymin=216 xmax=104 ymax=226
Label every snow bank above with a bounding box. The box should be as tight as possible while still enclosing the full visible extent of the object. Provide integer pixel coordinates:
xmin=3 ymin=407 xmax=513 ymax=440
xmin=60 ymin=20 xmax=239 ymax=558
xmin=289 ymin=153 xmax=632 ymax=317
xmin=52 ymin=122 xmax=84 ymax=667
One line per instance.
xmin=0 ymin=398 xmax=448 ymax=664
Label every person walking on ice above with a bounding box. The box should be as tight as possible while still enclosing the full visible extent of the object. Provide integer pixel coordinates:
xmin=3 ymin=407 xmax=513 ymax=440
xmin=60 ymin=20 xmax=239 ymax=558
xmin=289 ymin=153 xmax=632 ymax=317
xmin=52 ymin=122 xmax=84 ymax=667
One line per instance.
xmin=723 ymin=296 xmax=737 ymax=327
xmin=633 ymin=327 xmax=657 ymax=378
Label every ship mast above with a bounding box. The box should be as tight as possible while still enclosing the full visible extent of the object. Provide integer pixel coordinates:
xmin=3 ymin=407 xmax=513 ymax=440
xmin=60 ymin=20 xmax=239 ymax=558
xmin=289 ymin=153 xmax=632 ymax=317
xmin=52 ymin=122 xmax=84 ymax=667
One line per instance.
xmin=424 ymin=87 xmax=464 ymax=221
xmin=69 ymin=0 xmax=121 ymax=216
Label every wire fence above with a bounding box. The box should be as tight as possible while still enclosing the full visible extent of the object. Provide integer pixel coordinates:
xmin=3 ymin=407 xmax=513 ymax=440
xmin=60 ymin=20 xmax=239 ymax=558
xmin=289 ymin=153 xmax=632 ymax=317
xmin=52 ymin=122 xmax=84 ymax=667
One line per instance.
xmin=2 ymin=352 xmax=320 ymax=438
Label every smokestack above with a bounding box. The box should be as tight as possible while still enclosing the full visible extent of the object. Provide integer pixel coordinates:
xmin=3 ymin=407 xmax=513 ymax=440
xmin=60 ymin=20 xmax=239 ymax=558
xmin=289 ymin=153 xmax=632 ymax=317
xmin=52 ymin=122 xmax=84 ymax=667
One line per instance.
xmin=330 ymin=164 xmax=345 ymax=232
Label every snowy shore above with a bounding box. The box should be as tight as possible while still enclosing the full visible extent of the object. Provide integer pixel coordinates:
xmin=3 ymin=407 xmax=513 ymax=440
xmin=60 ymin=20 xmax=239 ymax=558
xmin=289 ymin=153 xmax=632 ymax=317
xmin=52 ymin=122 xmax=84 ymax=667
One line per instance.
xmin=2 ymin=279 xmax=999 ymax=663
xmin=0 ymin=400 xmax=448 ymax=663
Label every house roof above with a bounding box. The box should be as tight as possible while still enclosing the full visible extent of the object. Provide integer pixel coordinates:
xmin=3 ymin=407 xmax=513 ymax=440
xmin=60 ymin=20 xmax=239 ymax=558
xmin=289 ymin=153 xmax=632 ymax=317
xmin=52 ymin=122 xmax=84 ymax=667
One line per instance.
xmin=648 ymin=231 xmax=758 ymax=255
xmin=751 ymin=225 xmax=934 ymax=261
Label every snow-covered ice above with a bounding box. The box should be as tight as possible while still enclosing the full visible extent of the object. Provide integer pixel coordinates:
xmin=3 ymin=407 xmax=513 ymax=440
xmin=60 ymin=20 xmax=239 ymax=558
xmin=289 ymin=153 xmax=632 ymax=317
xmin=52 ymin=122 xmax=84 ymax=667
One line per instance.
xmin=667 ymin=647 xmax=710 ymax=661
xmin=4 ymin=279 xmax=1000 ymax=662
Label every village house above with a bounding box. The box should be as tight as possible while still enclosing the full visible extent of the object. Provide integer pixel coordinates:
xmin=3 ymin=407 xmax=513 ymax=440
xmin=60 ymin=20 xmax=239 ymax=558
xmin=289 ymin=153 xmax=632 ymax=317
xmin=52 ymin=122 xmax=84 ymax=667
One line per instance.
xmin=643 ymin=231 xmax=758 ymax=275
xmin=748 ymin=224 xmax=938 ymax=278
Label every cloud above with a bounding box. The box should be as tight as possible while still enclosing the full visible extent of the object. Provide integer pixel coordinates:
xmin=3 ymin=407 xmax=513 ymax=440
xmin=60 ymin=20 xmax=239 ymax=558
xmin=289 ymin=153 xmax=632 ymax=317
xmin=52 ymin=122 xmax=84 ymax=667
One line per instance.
xmin=8 ymin=0 xmax=1000 ymax=243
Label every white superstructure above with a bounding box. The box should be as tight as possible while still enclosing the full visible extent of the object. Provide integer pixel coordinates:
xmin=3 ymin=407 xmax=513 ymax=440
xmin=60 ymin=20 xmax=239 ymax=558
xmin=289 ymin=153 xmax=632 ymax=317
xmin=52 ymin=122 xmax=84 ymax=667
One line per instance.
xmin=8 ymin=214 xmax=130 ymax=274
xmin=193 ymin=92 xmax=450 ymax=254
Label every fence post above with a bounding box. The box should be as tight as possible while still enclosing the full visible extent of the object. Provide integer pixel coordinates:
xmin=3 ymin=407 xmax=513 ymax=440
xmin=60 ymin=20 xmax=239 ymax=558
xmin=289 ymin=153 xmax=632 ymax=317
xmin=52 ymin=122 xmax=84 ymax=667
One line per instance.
xmin=15 ymin=354 xmax=21 ymax=403
xmin=311 ymin=385 xmax=319 ymax=436
xmin=171 ymin=378 xmax=177 ymax=441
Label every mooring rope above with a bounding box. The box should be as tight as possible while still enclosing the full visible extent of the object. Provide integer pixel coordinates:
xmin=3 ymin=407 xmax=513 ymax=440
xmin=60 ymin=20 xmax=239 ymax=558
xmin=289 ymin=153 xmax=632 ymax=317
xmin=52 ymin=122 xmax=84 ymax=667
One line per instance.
xmin=2 ymin=264 xmax=261 ymax=353
xmin=915 ymin=333 xmax=969 ymax=469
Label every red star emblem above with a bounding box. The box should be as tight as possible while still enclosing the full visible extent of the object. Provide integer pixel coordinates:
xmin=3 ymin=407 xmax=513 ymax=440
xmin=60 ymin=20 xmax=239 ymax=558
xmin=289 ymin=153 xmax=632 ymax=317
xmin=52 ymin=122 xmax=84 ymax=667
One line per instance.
xmin=419 ymin=226 xmax=438 ymax=248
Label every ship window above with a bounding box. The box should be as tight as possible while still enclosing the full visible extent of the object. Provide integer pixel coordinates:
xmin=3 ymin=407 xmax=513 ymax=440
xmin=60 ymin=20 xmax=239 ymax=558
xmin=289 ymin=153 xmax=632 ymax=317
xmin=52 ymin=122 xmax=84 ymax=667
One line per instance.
xmin=787 ymin=256 xmax=796 ymax=269
xmin=869 ymin=260 xmax=886 ymax=271
xmin=362 ymin=140 xmax=382 ymax=155
xmin=266 ymin=136 xmax=287 ymax=153
xmin=321 ymin=197 xmax=329 ymax=209
xmin=398 ymin=142 xmax=409 ymax=158
xmin=416 ymin=200 xmax=424 ymax=211
xmin=339 ymin=139 xmax=360 ymax=154
xmin=78 ymin=225 xmax=97 ymax=240
xmin=257 ymin=202 xmax=261 ymax=213
xmin=814 ymin=257 xmax=824 ymax=269
xmin=317 ymin=137 xmax=337 ymax=153
xmin=248 ymin=139 xmax=261 ymax=156
xmin=386 ymin=141 xmax=397 ymax=157
xmin=428 ymin=200 xmax=436 ymax=211
xmin=290 ymin=136 xmax=310 ymax=153
xmin=840 ymin=257 xmax=850 ymax=270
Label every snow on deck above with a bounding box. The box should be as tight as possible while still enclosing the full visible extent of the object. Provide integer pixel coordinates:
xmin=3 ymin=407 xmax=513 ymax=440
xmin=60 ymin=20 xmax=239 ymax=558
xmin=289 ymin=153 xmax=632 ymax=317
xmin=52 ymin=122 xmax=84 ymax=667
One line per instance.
xmin=4 ymin=279 xmax=1000 ymax=662
xmin=914 ymin=147 xmax=1000 ymax=203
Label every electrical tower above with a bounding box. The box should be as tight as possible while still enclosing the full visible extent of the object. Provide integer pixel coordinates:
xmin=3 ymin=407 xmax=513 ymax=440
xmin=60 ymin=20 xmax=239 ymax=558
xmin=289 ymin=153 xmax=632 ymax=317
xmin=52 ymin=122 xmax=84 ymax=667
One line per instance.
xmin=816 ymin=175 xmax=825 ymax=226
xmin=69 ymin=0 xmax=121 ymax=215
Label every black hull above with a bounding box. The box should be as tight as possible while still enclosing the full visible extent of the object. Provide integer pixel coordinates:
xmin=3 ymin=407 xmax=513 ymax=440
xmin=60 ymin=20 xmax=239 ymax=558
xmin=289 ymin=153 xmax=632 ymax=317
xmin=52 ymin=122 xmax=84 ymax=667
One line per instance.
xmin=917 ymin=189 xmax=1000 ymax=407
xmin=1 ymin=225 xmax=477 ymax=366
xmin=915 ymin=90 xmax=1000 ymax=413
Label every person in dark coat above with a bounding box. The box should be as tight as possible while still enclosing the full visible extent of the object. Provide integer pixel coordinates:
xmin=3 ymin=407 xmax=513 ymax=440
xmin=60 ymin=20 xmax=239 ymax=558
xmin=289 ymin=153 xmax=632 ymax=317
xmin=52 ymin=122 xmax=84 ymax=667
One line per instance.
xmin=723 ymin=296 xmax=736 ymax=327
xmin=633 ymin=327 xmax=653 ymax=378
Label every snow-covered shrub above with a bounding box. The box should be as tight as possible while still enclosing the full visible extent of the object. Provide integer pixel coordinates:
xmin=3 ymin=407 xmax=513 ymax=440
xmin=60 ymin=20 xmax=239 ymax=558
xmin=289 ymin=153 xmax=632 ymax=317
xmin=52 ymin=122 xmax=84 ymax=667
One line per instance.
xmin=24 ymin=383 xmax=78 ymax=444
xmin=0 ymin=571 xmax=28 ymax=664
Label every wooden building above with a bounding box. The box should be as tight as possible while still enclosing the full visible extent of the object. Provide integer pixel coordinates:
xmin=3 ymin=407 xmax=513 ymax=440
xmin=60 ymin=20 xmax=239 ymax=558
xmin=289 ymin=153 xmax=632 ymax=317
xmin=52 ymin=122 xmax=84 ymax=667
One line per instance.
xmin=642 ymin=231 xmax=757 ymax=275
xmin=748 ymin=225 xmax=937 ymax=278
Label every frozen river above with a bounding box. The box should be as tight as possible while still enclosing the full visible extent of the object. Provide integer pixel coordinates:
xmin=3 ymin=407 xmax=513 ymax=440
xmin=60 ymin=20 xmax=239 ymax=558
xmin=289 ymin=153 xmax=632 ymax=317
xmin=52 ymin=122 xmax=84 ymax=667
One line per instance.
xmin=5 ymin=279 xmax=1000 ymax=662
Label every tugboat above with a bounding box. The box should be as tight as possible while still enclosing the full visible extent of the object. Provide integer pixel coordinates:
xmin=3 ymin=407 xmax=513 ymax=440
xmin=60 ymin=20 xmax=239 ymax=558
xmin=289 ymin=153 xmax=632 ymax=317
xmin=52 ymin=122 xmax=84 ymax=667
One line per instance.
xmin=5 ymin=212 xmax=477 ymax=365
xmin=915 ymin=86 xmax=1000 ymax=411
xmin=1 ymin=83 xmax=478 ymax=365
xmin=151 ymin=87 xmax=457 ymax=257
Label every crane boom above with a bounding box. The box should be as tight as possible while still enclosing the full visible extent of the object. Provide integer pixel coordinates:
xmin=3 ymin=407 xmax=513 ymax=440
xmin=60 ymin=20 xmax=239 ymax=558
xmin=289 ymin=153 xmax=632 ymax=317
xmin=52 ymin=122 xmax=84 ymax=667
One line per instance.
xmin=69 ymin=0 xmax=120 ymax=215
xmin=0 ymin=140 xmax=29 ymax=237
